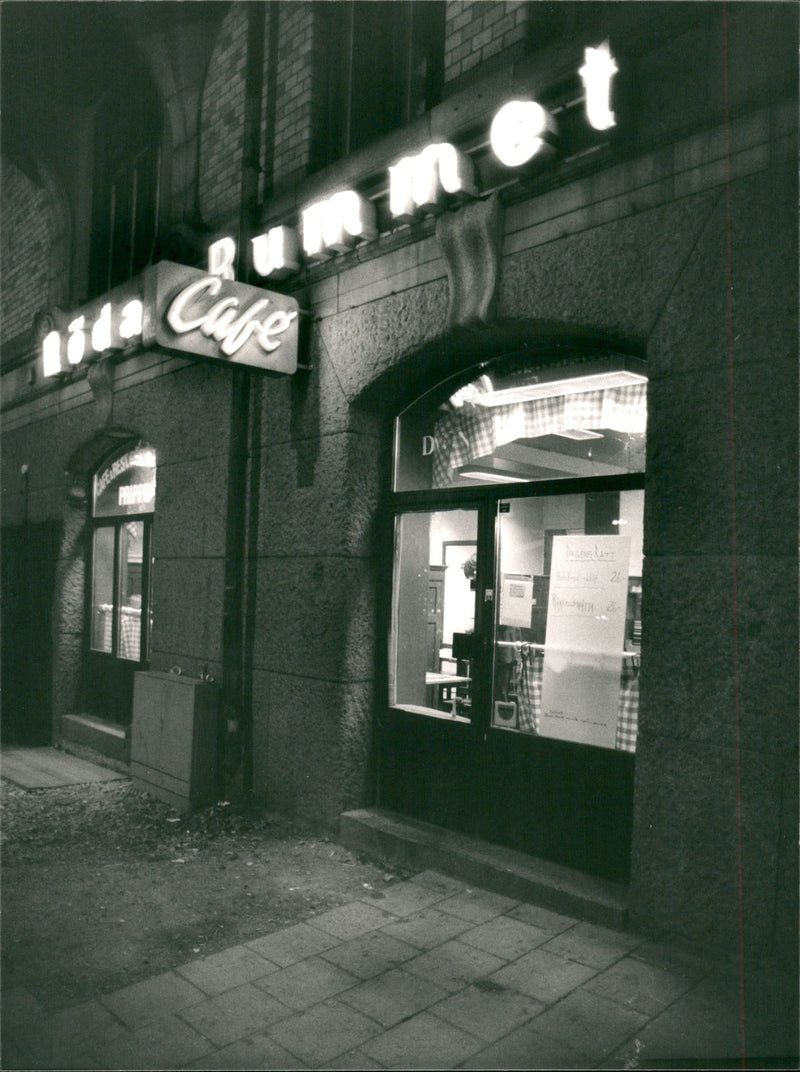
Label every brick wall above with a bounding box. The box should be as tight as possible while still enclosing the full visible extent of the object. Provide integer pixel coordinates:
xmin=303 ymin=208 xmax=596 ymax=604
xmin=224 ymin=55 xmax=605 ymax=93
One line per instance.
xmin=198 ymin=4 xmax=247 ymax=225
xmin=272 ymin=3 xmax=316 ymax=189
xmin=444 ymin=1 xmax=527 ymax=83
xmin=1 ymin=159 xmax=53 ymax=345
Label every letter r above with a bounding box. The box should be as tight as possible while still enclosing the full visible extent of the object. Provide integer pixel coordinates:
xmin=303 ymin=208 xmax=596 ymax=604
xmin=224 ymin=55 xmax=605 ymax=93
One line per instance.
xmin=208 ymin=237 xmax=237 ymax=280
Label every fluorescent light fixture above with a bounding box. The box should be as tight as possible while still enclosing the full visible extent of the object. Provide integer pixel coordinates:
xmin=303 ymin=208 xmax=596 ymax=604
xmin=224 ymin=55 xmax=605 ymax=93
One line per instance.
xmin=553 ymin=429 xmax=604 ymax=441
xmin=458 ymin=466 xmax=529 ymax=483
xmin=472 ymin=369 xmax=647 ymax=407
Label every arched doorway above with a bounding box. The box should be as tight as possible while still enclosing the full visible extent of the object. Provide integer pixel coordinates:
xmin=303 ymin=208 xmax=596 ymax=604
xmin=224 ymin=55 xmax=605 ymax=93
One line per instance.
xmin=380 ymin=349 xmax=646 ymax=881
xmin=86 ymin=442 xmax=156 ymax=725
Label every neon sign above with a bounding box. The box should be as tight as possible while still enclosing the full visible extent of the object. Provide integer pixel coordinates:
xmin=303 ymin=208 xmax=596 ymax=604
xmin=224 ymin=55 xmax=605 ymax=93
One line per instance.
xmin=248 ymin=43 xmax=619 ymax=279
xmin=152 ymin=262 xmax=299 ymax=373
xmin=301 ymin=191 xmax=377 ymax=261
xmin=489 ymin=101 xmax=556 ymax=168
xmin=389 ymin=143 xmax=477 ymax=221
xmin=42 ymin=258 xmax=299 ymax=377
xmin=41 ymin=279 xmax=145 ymax=377
xmin=579 ymin=43 xmax=618 ymax=132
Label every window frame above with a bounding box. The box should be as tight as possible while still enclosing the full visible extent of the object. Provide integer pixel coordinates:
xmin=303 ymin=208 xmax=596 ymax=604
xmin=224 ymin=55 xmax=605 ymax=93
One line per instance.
xmin=314 ymin=0 xmax=446 ymax=168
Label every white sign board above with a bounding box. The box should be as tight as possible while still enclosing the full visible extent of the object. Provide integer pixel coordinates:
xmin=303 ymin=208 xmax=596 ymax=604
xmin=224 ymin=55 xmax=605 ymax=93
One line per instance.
xmin=540 ymin=535 xmax=630 ymax=748
xmin=499 ymin=574 xmax=533 ymax=628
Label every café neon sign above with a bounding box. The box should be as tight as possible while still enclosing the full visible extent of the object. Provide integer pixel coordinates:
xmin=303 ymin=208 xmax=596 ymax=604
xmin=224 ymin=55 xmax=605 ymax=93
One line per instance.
xmin=41 ymin=44 xmax=615 ymax=374
xmin=42 ymin=252 xmax=299 ymax=377
xmin=247 ymin=43 xmax=618 ymax=276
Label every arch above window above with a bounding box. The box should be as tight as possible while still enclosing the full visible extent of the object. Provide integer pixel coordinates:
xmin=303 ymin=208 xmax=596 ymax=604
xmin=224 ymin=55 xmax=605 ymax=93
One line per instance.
xmin=393 ymin=354 xmax=647 ymax=492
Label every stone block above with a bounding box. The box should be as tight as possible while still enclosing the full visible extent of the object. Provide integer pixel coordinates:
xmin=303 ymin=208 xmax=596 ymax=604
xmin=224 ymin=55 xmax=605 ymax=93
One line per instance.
xmin=257 ymin=431 xmax=382 ymax=559
xmin=629 ymin=738 xmax=789 ymax=960
xmin=500 ymin=188 xmax=718 ymax=343
xmin=250 ymin=673 xmax=374 ymax=827
xmin=152 ymin=454 xmax=229 ymax=559
xmin=640 ymin=555 xmax=798 ymax=753
xmin=252 ymin=558 xmax=377 ymax=680
xmin=113 ymin=360 xmax=232 ymax=467
xmin=149 ymin=557 xmax=225 ymax=664
xmin=645 ymin=363 xmax=796 ymax=557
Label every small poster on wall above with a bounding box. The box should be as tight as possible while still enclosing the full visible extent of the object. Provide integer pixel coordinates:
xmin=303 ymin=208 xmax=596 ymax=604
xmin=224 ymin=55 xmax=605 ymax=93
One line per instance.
xmin=540 ymin=535 xmax=631 ymax=748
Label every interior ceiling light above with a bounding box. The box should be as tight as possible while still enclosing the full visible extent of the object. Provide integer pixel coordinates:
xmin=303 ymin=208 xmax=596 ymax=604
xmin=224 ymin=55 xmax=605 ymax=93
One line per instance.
xmin=458 ymin=466 xmax=531 ymax=483
xmin=472 ymin=369 xmax=647 ymax=407
xmin=552 ymin=428 xmax=604 ymax=441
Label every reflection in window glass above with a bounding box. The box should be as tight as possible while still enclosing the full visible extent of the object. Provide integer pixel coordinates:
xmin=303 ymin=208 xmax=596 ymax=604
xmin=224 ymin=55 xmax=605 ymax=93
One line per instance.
xmin=118 ymin=521 xmax=144 ymax=662
xmin=390 ymin=509 xmax=478 ymax=720
xmin=492 ymin=490 xmax=643 ymax=752
xmin=91 ymin=527 xmax=115 ymax=653
xmin=394 ymin=358 xmax=647 ymax=492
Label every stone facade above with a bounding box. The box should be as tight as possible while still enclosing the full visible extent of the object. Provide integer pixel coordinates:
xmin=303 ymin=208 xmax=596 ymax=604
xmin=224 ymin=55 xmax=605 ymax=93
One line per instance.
xmin=1 ymin=2 xmax=796 ymax=970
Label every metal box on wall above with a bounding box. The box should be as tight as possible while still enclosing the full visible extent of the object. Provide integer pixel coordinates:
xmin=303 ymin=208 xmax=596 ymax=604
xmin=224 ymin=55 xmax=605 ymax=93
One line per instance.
xmin=130 ymin=671 xmax=218 ymax=810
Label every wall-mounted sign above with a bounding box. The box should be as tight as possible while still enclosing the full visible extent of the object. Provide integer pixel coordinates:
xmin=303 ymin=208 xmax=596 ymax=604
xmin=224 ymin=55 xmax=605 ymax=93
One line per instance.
xmin=247 ymin=43 xmax=619 ymax=279
xmin=93 ymin=445 xmax=156 ymax=517
xmin=41 ymin=278 xmax=145 ymax=377
xmin=539 ymin=534 xmax=630 ymax=749
xmin=151 ymin=261 xmax=299 ymax=373
xmin=301 ymin=190 xmax=377 ymax=261
xmin=389 ymin=143 xmax=477 ymax=222
xmin=42 ymin=261 xmax=299 ymax=377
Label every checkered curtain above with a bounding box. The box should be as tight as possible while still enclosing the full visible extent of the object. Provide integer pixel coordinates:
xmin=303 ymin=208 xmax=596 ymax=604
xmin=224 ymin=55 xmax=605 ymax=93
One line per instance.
xmin=513 ymin=644 xmax=541 ymax=734
xmin=432 ymin=385 xmax=646 ymax=487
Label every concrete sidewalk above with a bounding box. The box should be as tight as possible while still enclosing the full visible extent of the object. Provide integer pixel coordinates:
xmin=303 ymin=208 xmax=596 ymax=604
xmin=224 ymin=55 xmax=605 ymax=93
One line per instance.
xmin=3 ymin=869 xmax=796 ymax=1070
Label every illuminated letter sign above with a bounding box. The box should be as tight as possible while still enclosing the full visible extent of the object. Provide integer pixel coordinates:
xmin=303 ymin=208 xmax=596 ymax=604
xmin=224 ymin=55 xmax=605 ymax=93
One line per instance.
xmin=251 ymin=226 xmax=301 ymax=279
xmin=302 ymin=191 xmax=377 ymax=261
xmin=208 ymin=236 xmax=237 ymax=280
xmin=41 ymin=284 xmax=145 ymax=378
xmin=490 ymin=101 xmax=556 ymax=167
xmin=579 ymin=43 xmax=618 ymax=131
xmin=389 ymin=143 xmax=477 ymax=221
xmin=153 ymin=262 xmax=299 ymax=373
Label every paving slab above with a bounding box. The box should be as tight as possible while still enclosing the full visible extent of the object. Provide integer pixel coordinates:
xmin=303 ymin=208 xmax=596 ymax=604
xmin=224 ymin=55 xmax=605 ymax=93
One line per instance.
xmin=319 ymin=928 xmax=419 ymax=979
xmin=266 ymin=997 xmax=383 ymax=1066
xmin=307 ymin=900 xmax=400 ymax=940
xmin=181 ymin=1030 xmax=309 ymax=1070
xmin=360 ymin=1009 xmax=485 ymax=1069
xmin=98 ymin=969 xmax=206 ymax=1029
xmin=431 ymin=980 xmax=544 ymax=1042
xmin=254 ymin=955 xmax=359 ymax=1009
xmin=529 ymin=986 xmax=649 ymax=1062
xmin=379 ymin=905 xmax=473 ymax=949
xmin=337 ymin=966 xmax=450 ymax=1027
xmin=402 ymin=937 xmax=507 ymax=992
xmin=245 ymin=921 xmax=340 ymax=966
xmin=175 ymin=943 xmax=279 ymax=995
xmin=177 ymin=981 xmax=292 ymax=1048
xmin=459 ymin=1021 xmax=589 ymax=1069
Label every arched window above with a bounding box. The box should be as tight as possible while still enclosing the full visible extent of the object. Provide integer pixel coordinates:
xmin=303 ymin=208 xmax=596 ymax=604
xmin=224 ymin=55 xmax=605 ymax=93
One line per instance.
xmin=383 ymin=352 xmax=647 ymax=880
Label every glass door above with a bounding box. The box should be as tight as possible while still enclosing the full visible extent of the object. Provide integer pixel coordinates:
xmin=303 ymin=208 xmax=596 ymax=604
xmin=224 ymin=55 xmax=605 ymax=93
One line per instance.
xmin=87 ymin=443 xmax=155 ymax=724
xmin=480 ymin=489 xmax=642 ymax=879
xmin=384 ymin=352 xmax=647 ymax=878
